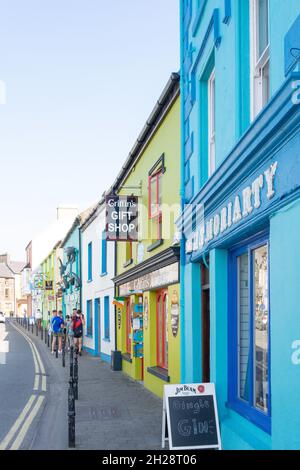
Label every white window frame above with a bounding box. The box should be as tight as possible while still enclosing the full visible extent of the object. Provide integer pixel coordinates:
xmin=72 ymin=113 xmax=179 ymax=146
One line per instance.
xmin=208 ymin=68 xmax=216 ymax=177
xmin=250 ymin=0 xmax=270 ymax=121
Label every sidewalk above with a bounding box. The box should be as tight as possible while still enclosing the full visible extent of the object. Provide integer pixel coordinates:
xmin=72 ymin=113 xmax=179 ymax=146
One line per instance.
xmin=15 ymin=321 xmax=163 ymax=450
xmin=74 ymin=354 xmax=162 ymax=450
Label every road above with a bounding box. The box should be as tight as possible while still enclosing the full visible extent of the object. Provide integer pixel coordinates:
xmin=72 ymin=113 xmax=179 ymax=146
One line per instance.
xmin=0 ymin=320 xmax=68 ymax=450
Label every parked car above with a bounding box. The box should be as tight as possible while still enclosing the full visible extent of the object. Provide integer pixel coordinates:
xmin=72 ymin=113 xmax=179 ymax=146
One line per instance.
xmin=0 ymin=311 xmax=5 ymax=324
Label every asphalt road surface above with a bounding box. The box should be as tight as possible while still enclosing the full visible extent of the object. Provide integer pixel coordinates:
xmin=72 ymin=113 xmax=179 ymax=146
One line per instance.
xmin=0 ymin=320 xmax=68 ymax=450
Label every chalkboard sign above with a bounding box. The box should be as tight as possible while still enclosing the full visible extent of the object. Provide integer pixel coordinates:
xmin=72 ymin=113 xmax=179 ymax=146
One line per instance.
xmin=162 ymin=383 xmax=221 ymax=450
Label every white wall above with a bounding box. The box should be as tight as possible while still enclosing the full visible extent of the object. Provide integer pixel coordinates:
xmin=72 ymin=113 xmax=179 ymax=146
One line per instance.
xmin=81 ymin=204 xmax=115 ymax=360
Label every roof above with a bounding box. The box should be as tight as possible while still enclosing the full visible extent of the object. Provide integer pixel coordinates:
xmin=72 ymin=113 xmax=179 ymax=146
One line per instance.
xmin=60 ymin=205 xmax=97 ymax=247
xmin=0 ymin=263 xmax=14 ymax=279
xmin=81 ymin=72 xmax=180 ymax=233
xmin=8 ymin=261 xmax=26 ymax=274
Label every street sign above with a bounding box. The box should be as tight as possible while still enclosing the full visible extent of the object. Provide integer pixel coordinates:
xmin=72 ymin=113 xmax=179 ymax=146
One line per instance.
xmin=162 ymin=383 xmax=221 ymax=450
xmin=106 ymin=195 xmax=138 ymax=241
xmin=45 ymin=280 xmax=53 ymax=290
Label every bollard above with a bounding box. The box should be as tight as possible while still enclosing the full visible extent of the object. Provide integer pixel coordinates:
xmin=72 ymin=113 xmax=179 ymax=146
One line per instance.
xmin=56 ymin=335 xmax=58 ymax=358
xmin=73 ymin=351 xmax=78 ymax=400
xmin=68 ymin=378 xmax=76 ymax=448
xmin=69 ymin=346 xmax=74 ymax=380
xmin=27 ymin=319 xmax=30 ymax=331
xmin=62 ymin=336 xmax=66 ymax=368
xmin=31 ymin=322 xmax=33 ymax=334
xmin=50 ymin=333 xmax=53 ymax=350
xmin=36 ymin=324 xmax=38 ymax=337
xmin=47 ymin=330 xmax=50 ymax=348
xmin=41 ymin=326 xmax=43 ymax=341
xmin=45 ymin=328 xmax=47 ymax=345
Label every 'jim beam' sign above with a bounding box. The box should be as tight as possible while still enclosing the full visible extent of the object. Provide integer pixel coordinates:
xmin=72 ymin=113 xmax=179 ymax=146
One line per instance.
xmin=106 ymin=195 xmax=138 ymax=241
xmin=162 ymin=383 xmax=222 ymax=450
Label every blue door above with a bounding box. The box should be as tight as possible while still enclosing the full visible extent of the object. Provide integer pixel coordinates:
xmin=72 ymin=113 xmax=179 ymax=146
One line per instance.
xmin=94 ymin=298 xmax=100 ymax=356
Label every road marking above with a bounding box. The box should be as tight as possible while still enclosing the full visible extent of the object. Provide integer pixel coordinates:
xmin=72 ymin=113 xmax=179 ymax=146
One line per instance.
xmin=33 ymin=374 xmax=40 ymax=391
xmin=0 ymin=395 xmax=36 ymax=450
xmin=0 ymin=324 xmax=9 ymax=365
xmin=9 ymin=396 xmax=45 ymax=450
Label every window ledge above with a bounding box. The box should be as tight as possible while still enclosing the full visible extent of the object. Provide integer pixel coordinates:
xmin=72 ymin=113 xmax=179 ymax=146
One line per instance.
xmin=102 ymin=337 xmax=110 ymax=342
xmin=147 ymin=366 xmax=170 ymax=382
xmin=226 ymin=400 xmax=271 ymax=435
xmin=100 ymin=272 xmax=108 ymax=277
xmin=87 ymin=279 xmax=93 ymax=283
xmin=123 ymin=259 xmax=133 ymax=268
xmin=122 ymin=353 xmax=132 ymax=364
xmin=147 ymin=239 xmax=164 ymax=253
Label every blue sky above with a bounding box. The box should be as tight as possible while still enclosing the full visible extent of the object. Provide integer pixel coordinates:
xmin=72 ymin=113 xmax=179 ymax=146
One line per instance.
xmin=0 ymin=0 xmax=179 ymax=260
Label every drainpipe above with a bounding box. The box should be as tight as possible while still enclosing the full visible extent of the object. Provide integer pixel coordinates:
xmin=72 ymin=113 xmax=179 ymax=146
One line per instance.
xmin=79 ymin=228 xmax=82 ymax=311
xmin=179 ymin=1 xmax=186 ymax=385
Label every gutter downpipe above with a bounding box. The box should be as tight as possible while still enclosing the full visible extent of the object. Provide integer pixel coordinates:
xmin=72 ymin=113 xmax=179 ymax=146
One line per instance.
xmin=179 ymin=0 xmax=186 ymax=385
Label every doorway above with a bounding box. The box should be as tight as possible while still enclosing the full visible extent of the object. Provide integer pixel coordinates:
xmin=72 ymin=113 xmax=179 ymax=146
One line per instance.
xmin=94 ymin=298 xmax=100 ymax=356
xmin=201 ymin=264 xmax=210 ymax=383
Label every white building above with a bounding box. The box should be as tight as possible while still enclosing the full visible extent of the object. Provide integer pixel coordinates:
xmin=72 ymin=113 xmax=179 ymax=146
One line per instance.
xmin=81 ymin=201 xmax=115 ymax=363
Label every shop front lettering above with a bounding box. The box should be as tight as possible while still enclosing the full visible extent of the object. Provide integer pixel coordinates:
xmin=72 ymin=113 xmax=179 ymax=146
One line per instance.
xmin=291 ymin=80 xmax=300 ymax=105
xmin=186 ymin=162 xmax=278 ymax=254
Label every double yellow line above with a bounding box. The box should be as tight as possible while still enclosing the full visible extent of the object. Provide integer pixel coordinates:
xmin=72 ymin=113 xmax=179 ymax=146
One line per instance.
xmin=0 ymin=322 xmax=47 ymax=450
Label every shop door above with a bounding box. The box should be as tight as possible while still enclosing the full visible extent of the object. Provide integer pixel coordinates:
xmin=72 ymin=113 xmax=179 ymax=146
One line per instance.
xmin=126 ymin=299 xmax=131 ymax=355
xmin=94 ymin=298 xmax=100 ymax=356
xmin=156 ymin=290 xmax=168 ymax=370
xmin=201 ymin=264 xmax=210 ymax=383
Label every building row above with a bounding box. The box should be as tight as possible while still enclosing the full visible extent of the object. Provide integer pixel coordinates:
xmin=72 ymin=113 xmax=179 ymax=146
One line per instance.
xmin=21 ymin=1 xmax=300 ymax=449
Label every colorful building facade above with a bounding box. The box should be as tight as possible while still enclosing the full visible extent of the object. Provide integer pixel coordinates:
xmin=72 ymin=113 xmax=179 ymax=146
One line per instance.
xmin=180 ymin=0 xmax=300 ymax=449
xmin=113 ymin=73 xmax=181 ymax=398
xmin=81 ymin=202 xmax=116 ymax=362
xmin=41 ymin=241 xmax=63 ymax=322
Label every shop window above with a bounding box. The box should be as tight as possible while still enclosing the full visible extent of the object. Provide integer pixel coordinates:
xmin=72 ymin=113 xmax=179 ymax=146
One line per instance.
xmin=104 ymin=296 xmax=110 ymax=340
xmin=126 ymin=299 xmax=132 ymax=355
xmin=101 ymin=231 xmax=107 ymax=275
xmin=229 ymin=235 xmax=270 ymax=433
xmin=156 ymin=290 xmax=168 ymax=370
xmin=88 ymin=242 xmax=93 ymax=281
xmin=148 ymin=172 xmax=163 ymax=240
xmin=250 ymin=0 xmax=270 ymax=120
xmin=86 ymin=299 xmax=93 ymax=337
xmin=208 ymin=69 xmax=216 ymax=177
xmin=5 ymin=288 xmax=9 ymax=299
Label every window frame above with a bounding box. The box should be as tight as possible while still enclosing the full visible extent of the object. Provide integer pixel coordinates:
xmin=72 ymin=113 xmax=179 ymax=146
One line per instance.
xmin=250 ymin=0 xmax=270 ymax=120
xmin=156 ymin=290 xmax=168 ymax=370
xmin=125 ymin=299 xmax=132 ymax=355
xmin=148 ymin=171 xmax=163 ymax=240
xmin=87 ymin=242 xmax=93 ymax=281
xmin=208 ymin=68 xmax=216 ymax=177
xmin=228 ymin=232 xmax=271 ymax=434
xmin=103 ymin=295 xmax=110 ymax=341
xmin=101 ymin=230 xmax=107 ymax=276
xmin=86 ymin=299 xmax=93 ymax=338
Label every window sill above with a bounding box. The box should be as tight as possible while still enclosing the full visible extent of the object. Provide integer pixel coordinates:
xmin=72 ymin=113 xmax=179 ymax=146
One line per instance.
xmin=122 ymin=353 xmax=132 ymax=364
xmin=226 ymin=400 xmax=271 ymax=435
xmin=100 ymin=272 xmax=107 ymax=277
xmin=123 ymin=259 xmax=133 ymax=268
xmin=147 ymin=366 xmax=170 ymax=382
xmin=147 ymin=239 xmax=164 ymax=253
xmin=102 ymin=337 xmax=110 ymax=342
xmin=87 ymin=279 xmax=93 ymax=283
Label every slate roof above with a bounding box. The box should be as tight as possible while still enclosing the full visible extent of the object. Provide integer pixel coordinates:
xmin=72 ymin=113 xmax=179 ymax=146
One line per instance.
xmin=0 ymin=263 xmax=14 ymax=279
xmin=8 ymin=261 xmax=26 ymax=274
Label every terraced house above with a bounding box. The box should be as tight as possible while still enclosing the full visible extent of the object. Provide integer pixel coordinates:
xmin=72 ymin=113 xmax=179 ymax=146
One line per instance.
xmin=179 ymin=0 xmax=300 ymax=450
xmin=112 ymin=73 xmax=181 ymax=397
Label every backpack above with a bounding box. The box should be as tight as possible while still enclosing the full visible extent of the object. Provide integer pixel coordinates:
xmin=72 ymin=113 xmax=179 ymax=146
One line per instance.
xmin=73 ymin=316 xmax=83 ymax=336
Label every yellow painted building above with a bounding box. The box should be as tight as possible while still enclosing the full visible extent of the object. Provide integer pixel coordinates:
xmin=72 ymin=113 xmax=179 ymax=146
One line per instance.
xmin=112 ymin=73 xmax=181 ymax=398
xmin=41 ymin=241 xmax=63 ymax=323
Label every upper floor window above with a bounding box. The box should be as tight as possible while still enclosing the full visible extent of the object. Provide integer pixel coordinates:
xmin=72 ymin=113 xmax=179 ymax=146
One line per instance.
xmin=250 ymin=0 xmax=270 ymax=119
xmin=208 ymin=69 xmax=216 ymax=177
xmin=88 ymin=242 xmax=92 ymax=281
xmin=101 ymin=231 xmax=107 ymax=275
xmin=148 ymin=171 xmax=163 ymax=240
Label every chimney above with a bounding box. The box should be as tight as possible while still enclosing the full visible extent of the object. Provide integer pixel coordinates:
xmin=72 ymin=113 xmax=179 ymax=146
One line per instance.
xmin=0 ymin=253 xmax=10 ymax=264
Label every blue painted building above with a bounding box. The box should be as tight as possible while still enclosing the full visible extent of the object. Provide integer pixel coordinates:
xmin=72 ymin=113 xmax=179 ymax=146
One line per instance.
xmin=179 ymin=0 xmax=300 ymax=449
xmin=61 ymin=208 xmax=94 ymax=318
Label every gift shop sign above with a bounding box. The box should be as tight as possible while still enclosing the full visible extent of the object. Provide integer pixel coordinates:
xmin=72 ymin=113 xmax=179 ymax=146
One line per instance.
xmin=186 ymin=161 xmax=278 ymax=254
xmin=106 ymin=195 xmax=138 ymax=241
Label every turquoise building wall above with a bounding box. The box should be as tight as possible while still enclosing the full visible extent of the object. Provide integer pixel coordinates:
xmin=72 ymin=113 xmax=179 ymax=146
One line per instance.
xmin=61 ymin=225 xmax=81 ymax=317
xmin=180 ymin=0 xmax=300 ymax=449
